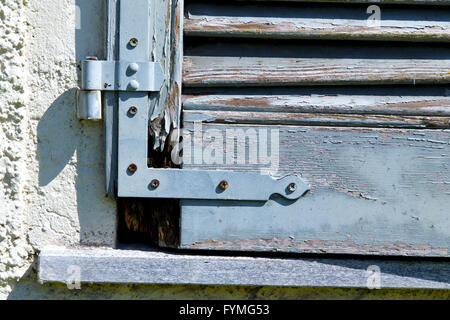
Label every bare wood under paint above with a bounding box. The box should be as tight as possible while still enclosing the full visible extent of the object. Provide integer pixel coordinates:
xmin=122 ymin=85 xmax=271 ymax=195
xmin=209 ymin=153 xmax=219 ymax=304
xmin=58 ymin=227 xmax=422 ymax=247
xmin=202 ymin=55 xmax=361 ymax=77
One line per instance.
xmin=183 ymin=94 xmax=450 ymax=116
xmin=183 ymin=56 xmax=450 ymax=87
xmin=148 ymin=0 xmax=183 ymax=150
xmin=185 ymin=3 xmax=450 ymax=42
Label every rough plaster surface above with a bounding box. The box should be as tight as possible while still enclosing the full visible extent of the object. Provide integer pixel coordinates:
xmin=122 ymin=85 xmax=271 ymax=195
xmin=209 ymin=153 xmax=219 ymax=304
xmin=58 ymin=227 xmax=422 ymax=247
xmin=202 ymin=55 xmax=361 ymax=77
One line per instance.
xmin=0 ymin=0 xmax=33 ymax=299
xmin=0 ymin=0 xmax=116 ymax=299
xmin=0 ymin=0 xmax=448 ymax=300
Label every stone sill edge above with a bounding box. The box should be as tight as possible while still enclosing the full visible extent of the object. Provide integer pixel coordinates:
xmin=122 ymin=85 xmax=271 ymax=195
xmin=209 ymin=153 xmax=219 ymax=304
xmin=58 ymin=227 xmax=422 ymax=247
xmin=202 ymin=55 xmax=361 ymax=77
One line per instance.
xmin=37 ymin=247 xmax=450 ymax=290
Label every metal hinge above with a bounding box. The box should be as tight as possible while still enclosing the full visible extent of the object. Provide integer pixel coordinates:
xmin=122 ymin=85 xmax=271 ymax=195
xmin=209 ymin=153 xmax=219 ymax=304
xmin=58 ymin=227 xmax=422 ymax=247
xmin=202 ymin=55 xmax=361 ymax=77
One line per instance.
xmin=88 ymin=0 xmax=310 ymax=202
xmin=77 ymin=57 xmax=164 ymax=120
xmin=120 ymin=167 xmax=310 ymax=201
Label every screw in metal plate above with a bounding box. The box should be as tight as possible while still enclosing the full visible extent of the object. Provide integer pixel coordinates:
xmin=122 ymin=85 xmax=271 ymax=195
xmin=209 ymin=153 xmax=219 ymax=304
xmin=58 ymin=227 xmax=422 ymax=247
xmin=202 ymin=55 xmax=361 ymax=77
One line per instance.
xmin=287 ymin=183 xmax=297 ymax=193
xmin=128 ymin=80 xmax=140 ymax=91
xmin=128 ymin=164 xmax=137 ymax=173
xmin=128 ymin=106 xmax=138 ymax=116
xmin=218 ymin=180 xmax=229 ymax=191
xmin=129 ymin=38 xmax=138 ymax=47
xmin=150 ymin=179 xmax=160 ymax=189
xmin=128 ymin=63 xmax=139 ymax=74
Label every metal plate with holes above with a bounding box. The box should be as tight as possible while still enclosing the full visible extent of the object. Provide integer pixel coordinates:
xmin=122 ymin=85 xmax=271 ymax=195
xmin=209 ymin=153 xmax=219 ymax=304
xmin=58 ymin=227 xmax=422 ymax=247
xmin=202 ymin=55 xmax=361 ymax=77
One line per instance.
xmin=114 ymin=0 xmax=310 ymax=202
xmin=118 ymin=168 xmax=309 ymax=201
xmin=81 ymin=60 xmax=164 ymax=92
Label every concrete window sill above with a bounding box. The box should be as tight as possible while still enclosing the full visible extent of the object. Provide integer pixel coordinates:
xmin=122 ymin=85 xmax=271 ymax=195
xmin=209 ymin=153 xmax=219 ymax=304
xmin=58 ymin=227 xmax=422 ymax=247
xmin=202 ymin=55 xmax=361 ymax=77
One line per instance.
xmin=38 ymin=247 xmax=450 ymax=289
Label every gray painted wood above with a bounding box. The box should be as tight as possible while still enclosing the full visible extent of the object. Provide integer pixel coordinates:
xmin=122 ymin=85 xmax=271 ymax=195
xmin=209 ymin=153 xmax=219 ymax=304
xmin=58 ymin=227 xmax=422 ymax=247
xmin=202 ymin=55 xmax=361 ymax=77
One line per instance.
xmin=183 ymin=94 xmax=450 ymax=128
xmin=38 ymin=248 xmax=450 ymax=289
xmin=183 ymin=56 xmax=450 ymax=87
xmin=183 ymin=94 xmax=450 ymax=116
xmin=185 ymin=2 xmax=450 ymax=42
xmin=104 ymin=0 xmax=119 ymax=199
xmin=180 ymin=123 xmax=450 ymax=257
xmin=184 ymin=110 xmax=450 ymax=128
xmin=148 ymin=0 xmax=183 ymax=151
xmin=178 ymin=2 xmax=450 ymax=257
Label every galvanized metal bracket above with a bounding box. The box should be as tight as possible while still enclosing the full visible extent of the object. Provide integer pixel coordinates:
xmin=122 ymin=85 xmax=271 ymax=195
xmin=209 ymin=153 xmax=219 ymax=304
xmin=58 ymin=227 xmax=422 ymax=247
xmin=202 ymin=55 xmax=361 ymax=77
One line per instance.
xmin=77 ymin=58 xmax=164 ymax=120
xmin=81 ymin=60 xmax=164 ymax=92
xmin=119 ymin=168 xmax=310 ymax=201
xmin=98 ymin=0 xmax=310 ymax=202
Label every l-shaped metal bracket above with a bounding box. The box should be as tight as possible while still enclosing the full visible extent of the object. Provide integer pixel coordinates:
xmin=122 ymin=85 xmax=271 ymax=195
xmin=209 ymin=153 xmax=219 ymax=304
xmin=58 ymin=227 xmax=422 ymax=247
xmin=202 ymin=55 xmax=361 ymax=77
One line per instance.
xmin=84 ymin=0 xmax=310 ymax=202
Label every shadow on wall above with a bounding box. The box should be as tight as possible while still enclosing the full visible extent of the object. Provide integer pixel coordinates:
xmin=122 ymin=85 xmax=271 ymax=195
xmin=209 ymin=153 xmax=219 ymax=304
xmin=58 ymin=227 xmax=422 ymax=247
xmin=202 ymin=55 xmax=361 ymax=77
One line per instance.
xmin=37 ymin=0 xmax=116 ymax=246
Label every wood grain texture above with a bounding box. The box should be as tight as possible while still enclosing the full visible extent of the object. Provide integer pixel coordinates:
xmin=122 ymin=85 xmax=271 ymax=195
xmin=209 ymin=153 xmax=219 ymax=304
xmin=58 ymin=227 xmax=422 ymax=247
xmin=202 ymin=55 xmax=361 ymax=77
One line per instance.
xmin=104 ymin=0 xmax=119 ymax=199
xmin=118 ymin=0 xmax=182 ymax=245
xmin=180 ymin=123 xmax=450 ymax=257
xmin=185 ymin=3 xmax=450 ymax=42
xmin=183 ymin=56 xmax=450 ymax=87
xmin=184 ymin=110 xmax=450 ymax=128
xmin=148 ymin=0 xmax=183 ymax=151
xmin=183 ymin=94 xmax=450 ymax=116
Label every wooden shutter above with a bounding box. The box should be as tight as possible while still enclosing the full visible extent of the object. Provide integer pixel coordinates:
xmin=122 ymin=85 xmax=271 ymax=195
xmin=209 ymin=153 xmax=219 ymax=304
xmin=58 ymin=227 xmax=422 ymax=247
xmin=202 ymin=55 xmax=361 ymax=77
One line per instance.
xmin=163 ymin=0 xmax=450 ymax=257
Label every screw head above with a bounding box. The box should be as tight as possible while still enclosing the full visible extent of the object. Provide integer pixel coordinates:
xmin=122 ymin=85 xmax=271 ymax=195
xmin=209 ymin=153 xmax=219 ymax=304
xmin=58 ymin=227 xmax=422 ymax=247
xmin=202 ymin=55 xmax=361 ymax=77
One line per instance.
xmin=219 ymin=180 xmax=229 ymax=191
xmin=128 ymin=63 xmax=139 ymax=74
xmin=129 ymin=38 xmax=138 ymax=47
xmin=129 ymin=80 xmax=140 ymax=90
xmin=128 ymin=106 xmax=138 ymax=116
xmin=287 ymin=183 xmax=297 ymax=192
xmin=150 ymin=179 xmax=160 ymax=189
xmin=128 ymin=164 xmax=137 ymax=173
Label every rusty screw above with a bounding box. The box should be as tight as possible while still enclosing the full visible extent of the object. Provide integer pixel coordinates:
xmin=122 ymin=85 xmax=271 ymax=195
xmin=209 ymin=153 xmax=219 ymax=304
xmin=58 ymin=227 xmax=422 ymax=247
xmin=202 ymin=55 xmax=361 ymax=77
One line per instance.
xmin=150 ymin=179 xmax=160 ymax=189
xmin=129 ymin=38 xmax=139 ymax=47
xmin=128 ymin=106 xmax=138 ymax=116
xmin=218 ymin=180 xmax=229 ymax=191
xmin=128 ymin=164 xmax=137 ymax=173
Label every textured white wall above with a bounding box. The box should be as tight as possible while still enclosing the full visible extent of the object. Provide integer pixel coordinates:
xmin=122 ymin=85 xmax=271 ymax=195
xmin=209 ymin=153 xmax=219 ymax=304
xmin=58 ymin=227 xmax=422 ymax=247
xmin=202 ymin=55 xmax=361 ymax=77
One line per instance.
xmin=0 ymin=0 xmax=116 ymax=299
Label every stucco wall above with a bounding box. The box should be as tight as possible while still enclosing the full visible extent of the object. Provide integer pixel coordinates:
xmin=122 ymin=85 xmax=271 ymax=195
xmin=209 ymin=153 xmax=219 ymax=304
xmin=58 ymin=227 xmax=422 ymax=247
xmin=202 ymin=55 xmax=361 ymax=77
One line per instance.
xmin=0 ymin=0 xmax=116 ymax=299
xmin=0 ymin=0 xmax=448 ymax=300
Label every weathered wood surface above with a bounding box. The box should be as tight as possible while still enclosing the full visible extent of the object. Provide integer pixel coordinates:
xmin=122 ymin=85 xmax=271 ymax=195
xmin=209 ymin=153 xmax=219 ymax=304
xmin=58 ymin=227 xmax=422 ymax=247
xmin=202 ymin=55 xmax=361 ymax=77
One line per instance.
xmin=148 ymin=0 xmax=183 ymax=150
xmin=117 ymin=0 xmax=183 ymax=243
xmin=183 ymin=56 xmax=450 ymax=86
xmin=104 ymin=0 xmax=119 ymax=198
xmin=177 ymin=1 xmax=450 ymax=258
xmin=184 ymin=110 xmax=450 ymax=128
xmin=180 ymin=122 xmax=450 ymax=257
xmin=183 ymin=94 xmax=450 ymax=116
xmin=38 ymin=248 xmax=450 ymax=289
xmin=183 ymin=94 xmax=450 ymax=128
xmin=185 ymin=3 xmax=450 ymax=42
